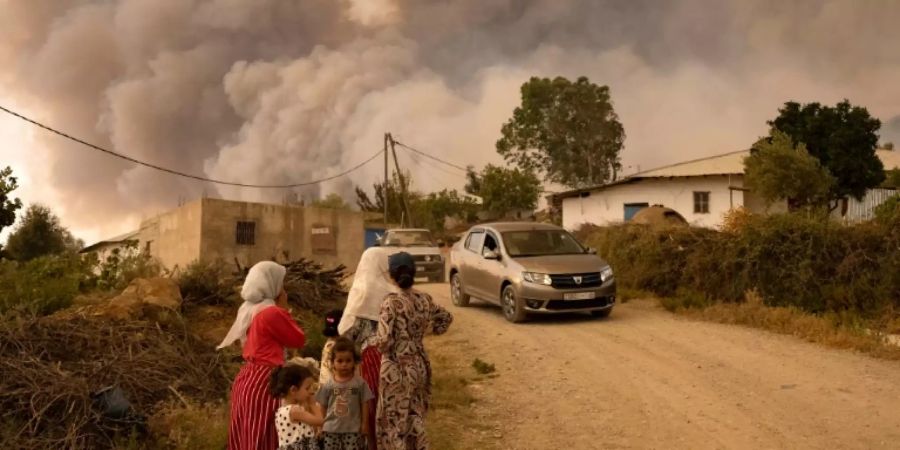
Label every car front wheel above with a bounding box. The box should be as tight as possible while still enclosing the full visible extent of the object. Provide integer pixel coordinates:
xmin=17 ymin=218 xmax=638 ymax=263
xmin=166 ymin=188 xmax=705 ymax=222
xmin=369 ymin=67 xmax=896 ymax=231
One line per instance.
xmin=450 ymin=273 xmax=470 ymax=307
xmin=501 ymin=285 xmax=527 ymax=323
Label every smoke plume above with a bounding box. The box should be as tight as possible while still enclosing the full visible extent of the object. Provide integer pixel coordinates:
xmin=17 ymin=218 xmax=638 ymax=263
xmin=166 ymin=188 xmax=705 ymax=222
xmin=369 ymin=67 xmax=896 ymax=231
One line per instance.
xmin=2 ymin=0 xmax=900 ymax=240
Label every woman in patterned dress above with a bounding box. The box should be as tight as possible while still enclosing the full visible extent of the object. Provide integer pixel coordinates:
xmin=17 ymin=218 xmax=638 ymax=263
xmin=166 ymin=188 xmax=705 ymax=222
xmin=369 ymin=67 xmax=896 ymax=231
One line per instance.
xmin=340 ymin=246 xmax=398 ymax=449
xmin=375 ymin=252 xmax=453 ymax=449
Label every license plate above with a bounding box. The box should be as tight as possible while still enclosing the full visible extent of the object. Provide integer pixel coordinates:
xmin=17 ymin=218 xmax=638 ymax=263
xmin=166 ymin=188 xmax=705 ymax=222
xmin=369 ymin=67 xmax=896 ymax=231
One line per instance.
xmin=564 ymin=292 xmax=595 ymax=301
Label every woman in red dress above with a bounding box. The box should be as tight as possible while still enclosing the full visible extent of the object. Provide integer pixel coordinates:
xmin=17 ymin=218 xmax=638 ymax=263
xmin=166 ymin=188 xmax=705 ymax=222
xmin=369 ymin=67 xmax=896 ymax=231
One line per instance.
xmin=219 ymin=261 xmax=306 ymax=450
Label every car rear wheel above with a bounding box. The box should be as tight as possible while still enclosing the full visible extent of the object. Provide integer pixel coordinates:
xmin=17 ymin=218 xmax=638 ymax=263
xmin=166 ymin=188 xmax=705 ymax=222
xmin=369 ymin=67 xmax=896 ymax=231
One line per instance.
xmin=590 ymin=308 xmax=612 ymax=318
xmin=501 ymin=285 xmax=527 ymax=323
xmin=450 ymin=273 xmax=470 ymax=307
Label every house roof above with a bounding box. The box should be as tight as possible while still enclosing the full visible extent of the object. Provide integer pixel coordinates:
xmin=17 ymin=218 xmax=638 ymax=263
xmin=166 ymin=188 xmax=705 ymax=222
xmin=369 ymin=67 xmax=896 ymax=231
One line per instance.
xmin=80 ymin=230 xmax=140 ymax=253
xmin=629 ymin=150 xmax=748 ymax=178
xmin=555 ymin=148 xmax=900 ymax=199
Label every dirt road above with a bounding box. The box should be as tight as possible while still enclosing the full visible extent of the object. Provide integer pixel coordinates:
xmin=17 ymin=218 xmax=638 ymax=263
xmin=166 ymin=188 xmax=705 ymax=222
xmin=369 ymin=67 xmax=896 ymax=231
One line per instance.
xmin=419 ymin=284 xmax=900 ymax=450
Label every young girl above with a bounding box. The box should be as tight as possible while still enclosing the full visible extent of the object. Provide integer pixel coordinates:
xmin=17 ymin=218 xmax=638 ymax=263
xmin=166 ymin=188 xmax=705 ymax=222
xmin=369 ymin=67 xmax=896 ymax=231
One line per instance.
xmin=269 ymin=365 xmax=325 ymax=450
xmin=320 ymin=309 xmax=344 ymax=386
xmin=315 ymin=337 xmax=374 ymax=450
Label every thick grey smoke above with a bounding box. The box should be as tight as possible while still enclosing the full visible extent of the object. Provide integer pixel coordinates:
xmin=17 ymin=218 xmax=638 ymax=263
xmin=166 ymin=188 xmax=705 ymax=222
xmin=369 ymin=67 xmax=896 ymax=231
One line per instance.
xmin=2 ymin=0 xmax=900 ymax=240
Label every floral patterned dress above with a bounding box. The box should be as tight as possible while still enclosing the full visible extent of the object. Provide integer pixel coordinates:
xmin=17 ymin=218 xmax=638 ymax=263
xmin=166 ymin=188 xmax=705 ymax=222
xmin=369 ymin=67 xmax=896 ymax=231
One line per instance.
xmin=374 ymin=289 xmax=453 ymax=450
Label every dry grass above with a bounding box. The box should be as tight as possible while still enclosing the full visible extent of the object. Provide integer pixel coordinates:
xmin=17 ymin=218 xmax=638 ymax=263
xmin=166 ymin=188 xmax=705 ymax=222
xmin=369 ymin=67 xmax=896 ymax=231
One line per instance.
xmin=426 ymin=342 xmax=499 ymax=450
xmin=670 ymin=291 xmax=900 ymax=361
xmin=147 ymin=400 xmax=229 ymax=450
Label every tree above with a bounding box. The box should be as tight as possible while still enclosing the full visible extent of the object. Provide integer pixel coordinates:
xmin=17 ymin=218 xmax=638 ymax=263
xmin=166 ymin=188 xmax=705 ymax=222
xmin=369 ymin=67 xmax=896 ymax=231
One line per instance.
xmin=465 ymin=164 xmax=542 ymax=217
xmin=0 ymin=166 xmax=23 ymax=254
xmin=413 ymin=189 xmax=480 ymax=231
xmin=767 ymin=100 xmax=884 ymax=204
xmin=496 ymin=76 xmax=625 ymax=188
xmin=355 ymin=172 xmax=415 ymax=225
xmin=4 ymin=204 xmax=82 ymax=261
xmin=356 ymin=173 xmax=477 ymax=231
xmin=311 ymin=193 xmax=353 ymax=210
xmin=744 ymin=131 xmax=835 ymax=209
xmin=885 ymin=168 xmax=900 ymax=189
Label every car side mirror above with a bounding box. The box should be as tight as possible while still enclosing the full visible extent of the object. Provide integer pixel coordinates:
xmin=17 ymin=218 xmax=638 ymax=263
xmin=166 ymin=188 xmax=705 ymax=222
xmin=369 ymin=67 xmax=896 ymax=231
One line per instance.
xmin=483 ymin=249 xmax=500 ymax=260
xmin=586 ymin=247 xmax=597 ymax=255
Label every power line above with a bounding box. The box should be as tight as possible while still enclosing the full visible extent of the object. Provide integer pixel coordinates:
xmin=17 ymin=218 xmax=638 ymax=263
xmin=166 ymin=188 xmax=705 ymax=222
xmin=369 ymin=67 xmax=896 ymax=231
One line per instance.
xmin=0 ymin=104 xmax=382 ymax=189
xmin=401 ymin=147 xmax=467 ymax=180
xmin=393 ymin=140 xmax=469 ymax=172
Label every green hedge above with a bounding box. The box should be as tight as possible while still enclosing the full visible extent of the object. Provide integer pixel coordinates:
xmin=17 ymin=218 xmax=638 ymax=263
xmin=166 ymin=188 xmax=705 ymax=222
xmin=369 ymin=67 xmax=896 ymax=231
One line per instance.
xmin=583 ymin=213 xmax=900 ymax=317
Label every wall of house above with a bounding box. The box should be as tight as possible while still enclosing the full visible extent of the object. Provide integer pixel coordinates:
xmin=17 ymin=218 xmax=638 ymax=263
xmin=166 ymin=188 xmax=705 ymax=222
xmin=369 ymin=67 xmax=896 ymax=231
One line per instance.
xmin=198 ymin=198 xmax=365 ymax=270
xmin=138 ymin=200 xmax=203 ymax=270
xmin=562 ymin=175 xmax=744 ymax=230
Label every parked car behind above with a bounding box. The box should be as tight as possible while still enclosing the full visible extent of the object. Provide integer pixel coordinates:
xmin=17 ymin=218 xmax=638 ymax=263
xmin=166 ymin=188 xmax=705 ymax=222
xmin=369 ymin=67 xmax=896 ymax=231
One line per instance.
xmin=448 ymin=222 xmax=616 ymax=323
xmin=377 ymin=228 xmax=446 ymax=282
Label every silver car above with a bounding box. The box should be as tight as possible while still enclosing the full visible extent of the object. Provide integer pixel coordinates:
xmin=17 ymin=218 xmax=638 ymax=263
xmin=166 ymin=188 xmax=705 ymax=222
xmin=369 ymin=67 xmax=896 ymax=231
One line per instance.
xmin=448 ymin=222 xmax=616 ymax=323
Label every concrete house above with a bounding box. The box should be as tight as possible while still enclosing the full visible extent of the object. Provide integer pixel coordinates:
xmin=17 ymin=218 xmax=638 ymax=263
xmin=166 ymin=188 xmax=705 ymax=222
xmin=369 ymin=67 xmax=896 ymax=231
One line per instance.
xmin=84 ymin=198 xmax=368 ymax=270
xmin=558 ymin=149 xmax=900 ymax=230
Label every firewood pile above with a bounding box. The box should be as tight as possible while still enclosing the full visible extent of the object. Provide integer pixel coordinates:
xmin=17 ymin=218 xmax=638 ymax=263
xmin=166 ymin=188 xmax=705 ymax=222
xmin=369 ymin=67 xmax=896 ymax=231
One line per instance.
xmin=230 ymin=258 xmax=349 ymax=315
xmin=0 ymin=314 xmax=231 ymax=450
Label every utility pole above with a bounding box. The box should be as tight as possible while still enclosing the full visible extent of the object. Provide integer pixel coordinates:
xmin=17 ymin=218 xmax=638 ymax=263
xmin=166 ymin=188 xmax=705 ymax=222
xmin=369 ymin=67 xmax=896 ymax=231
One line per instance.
xmin=383 ymin=133 xmax=389 ymax=228
xmin=387 ymin=133 xmax=414 ymax=227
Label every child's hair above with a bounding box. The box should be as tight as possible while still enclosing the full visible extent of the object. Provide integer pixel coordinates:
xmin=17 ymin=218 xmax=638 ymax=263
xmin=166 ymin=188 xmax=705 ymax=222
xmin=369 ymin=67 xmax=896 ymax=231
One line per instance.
xmin=269 ymin=364 xmax=314 ymax=398
xmin=390 ymin=265 xmax=416 ymax=289
xmin=329 ymin=336 xmax=360 ymax=364
xmin=323 ymin=309 xmax=343 ymax=337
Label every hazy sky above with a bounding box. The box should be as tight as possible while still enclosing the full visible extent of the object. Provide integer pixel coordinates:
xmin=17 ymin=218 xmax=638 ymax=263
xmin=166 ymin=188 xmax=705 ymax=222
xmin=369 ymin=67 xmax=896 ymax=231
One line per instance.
xmin=2 ymin=0 xmax=900 ymax=244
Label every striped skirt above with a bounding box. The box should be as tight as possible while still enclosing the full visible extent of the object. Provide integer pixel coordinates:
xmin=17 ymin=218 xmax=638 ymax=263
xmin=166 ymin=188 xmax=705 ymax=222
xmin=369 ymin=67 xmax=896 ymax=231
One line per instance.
xmin=361 ymin=346 xmax=382 ymax=450
xmin=228 ymin=362 xmax=279 ymax=450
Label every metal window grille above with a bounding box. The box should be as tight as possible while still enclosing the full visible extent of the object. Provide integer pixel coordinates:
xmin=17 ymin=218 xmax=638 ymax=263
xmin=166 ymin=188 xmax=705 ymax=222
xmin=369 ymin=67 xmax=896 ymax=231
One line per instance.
xmin=693 ymin=192 xmax=710 ymax=214
xmin=236 ymin=221 xmax=256 ymax=246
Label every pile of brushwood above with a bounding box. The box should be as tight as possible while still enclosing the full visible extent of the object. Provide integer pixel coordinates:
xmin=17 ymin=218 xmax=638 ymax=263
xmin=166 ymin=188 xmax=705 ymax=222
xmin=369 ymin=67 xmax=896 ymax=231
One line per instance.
xmin=0 ymin=313 xmax=231 ymax=449
xmin=0 ymin=257 xmax=349 ymax=449
xmin=180 ymin=257 xmax=348 ymax=316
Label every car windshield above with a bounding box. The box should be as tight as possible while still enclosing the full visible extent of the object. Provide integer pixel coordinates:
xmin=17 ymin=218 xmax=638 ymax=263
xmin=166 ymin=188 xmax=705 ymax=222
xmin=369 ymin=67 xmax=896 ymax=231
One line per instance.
xmin=501 ymin=230 xmax=585 ymax=257
xmin=383 ymin=230 xmax=435 ymax=247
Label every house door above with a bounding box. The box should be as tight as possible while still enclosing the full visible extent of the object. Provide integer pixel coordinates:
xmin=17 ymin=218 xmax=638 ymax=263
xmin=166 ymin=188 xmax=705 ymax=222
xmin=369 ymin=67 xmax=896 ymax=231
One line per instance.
xmin=624 ymin=203 xmax=649 ymax=221
xmin=364 ymin=227 xmax=385 ymax=248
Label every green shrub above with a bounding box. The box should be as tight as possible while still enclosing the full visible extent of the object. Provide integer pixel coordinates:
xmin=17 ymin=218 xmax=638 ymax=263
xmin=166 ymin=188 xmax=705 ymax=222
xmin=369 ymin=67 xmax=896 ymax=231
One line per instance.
xmin=581 ymin=213 xmax=900 ymax=319
xmin=0 ymin=254 xmax=93 ymax=316
xmin=93 ymin=242 xmax=161 ymax=291
xmin=177 ymin=260 xmax=236 ymax=307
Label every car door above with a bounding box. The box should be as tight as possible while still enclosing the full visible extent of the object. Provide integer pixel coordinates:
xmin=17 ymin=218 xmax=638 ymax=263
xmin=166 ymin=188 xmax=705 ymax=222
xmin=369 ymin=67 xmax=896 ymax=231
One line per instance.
xmin=458 ymin=230 xmax=485 ymax=298
xmin=472 ymin=231 xmax=505 ymax=302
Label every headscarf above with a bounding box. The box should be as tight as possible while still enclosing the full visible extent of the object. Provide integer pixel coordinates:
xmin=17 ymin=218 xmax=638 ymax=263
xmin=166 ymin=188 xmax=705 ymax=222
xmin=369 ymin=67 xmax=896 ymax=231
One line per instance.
xmin=217 ymin=261 xmax=287 ymax=349
xmin=338 ymin=246 xmax=398 ymax=335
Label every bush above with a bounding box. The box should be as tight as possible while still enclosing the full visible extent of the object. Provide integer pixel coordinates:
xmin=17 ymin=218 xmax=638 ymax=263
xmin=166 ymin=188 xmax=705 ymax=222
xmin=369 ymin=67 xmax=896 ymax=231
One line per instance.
xmin=177 ymin=260 xmax=237 ymax=307
xmin=581 ymin=213 xmax=900 ymax=319
xmin=93 ymin=242 xmax=162 ymax=291
xmin=874 ymin=194 xmax=900 ymax=225
xmin=0 ymin=254 xmax=93 ymax=316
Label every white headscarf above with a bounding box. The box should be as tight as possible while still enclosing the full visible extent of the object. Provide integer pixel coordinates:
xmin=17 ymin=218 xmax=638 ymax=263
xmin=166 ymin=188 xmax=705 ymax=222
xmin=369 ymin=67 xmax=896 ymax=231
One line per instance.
xmin=338 ymin=247 xmax=398 ymax=335
xmin=217 ymin=261 xmax=287 ymax=350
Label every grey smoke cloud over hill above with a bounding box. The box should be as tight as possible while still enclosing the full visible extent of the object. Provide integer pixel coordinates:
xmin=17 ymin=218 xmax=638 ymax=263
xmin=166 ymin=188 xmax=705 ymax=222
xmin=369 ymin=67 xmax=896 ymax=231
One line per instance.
xmin=2 ymin=0 xmax=900 ymax=239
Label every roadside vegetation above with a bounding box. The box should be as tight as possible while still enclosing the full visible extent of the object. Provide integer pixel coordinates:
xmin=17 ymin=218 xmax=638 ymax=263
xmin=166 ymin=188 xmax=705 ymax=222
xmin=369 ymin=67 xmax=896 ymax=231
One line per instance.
xmin=581 ymin=206 xmax=900 ymax=359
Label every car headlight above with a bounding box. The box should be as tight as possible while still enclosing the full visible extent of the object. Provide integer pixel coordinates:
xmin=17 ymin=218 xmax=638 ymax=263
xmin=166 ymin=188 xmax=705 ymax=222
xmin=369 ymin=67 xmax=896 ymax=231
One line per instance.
xmin=522 ymin=272 xmax=552 ymax=285
xmin=600 ymin=266 xmax=614 ymax=282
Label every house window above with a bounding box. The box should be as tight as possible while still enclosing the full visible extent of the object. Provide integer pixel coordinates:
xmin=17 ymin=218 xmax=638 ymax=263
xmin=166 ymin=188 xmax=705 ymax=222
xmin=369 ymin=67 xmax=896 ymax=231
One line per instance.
xmin=624 ymin=203 xmax=649 ymax=221
xmin=236 ymin=221 xmax=256 ymax=246
xmin=694 ymin=192 xmax=710 ymax=214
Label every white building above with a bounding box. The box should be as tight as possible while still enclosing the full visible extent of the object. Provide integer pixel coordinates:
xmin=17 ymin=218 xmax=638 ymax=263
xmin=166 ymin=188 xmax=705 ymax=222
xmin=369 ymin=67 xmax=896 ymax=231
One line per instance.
xmin=558 ymin=149 xmax=900 ymax=230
